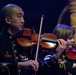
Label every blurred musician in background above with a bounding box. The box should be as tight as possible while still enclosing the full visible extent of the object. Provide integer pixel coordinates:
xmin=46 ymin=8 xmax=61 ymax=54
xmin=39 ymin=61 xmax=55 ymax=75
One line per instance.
xmin=38 ymin=24 xmax=76 ymax=75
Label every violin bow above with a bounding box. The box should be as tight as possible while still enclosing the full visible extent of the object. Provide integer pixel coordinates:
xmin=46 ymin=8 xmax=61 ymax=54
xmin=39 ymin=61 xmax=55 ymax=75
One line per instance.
xmin=35 ymin=15 xmax=44 ymax=61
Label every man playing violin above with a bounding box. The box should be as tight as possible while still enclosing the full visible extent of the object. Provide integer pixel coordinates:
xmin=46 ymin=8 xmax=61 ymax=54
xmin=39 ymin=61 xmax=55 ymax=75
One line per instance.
xmin=38 ymin=24 xmax=76 ymax=75
xmin=0 ymin=4 xmax=39 ymax=75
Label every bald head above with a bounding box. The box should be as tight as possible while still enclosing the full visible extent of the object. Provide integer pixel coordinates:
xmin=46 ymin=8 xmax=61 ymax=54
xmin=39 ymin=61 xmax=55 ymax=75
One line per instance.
xmin=0 ymin=4 xmax=22 ymax=21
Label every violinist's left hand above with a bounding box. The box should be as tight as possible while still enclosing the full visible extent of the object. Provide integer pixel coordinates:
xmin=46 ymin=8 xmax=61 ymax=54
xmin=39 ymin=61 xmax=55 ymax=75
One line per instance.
xmin=54 ymin=39 xmax=67 ymax=59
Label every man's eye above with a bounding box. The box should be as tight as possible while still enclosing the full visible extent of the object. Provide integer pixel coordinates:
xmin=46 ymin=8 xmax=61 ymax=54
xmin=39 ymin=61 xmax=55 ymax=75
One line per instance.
xmin=18 ymin=15 xmax=22 ymax=18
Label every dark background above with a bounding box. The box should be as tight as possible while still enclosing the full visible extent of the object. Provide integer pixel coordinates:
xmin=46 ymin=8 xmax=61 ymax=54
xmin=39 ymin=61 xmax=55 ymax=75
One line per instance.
xmin=0 ymin=0 xmax=69 ymax=34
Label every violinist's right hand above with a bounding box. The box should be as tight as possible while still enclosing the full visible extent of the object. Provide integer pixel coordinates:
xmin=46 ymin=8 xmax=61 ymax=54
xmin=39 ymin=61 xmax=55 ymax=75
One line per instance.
xmin=54 ymin=39 xmax=67 ymax=59
xmin=18 ymin=60 xmax=39 ymax=72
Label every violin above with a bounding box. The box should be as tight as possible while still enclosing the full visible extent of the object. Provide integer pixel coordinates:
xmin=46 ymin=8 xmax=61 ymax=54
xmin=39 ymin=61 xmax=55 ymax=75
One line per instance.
xmin=17 ymin=28 xmax=57 ymax=49
xmin=41 ymin=33 xmax=57 ymax=49
xmin=17 ymin=28 xmax=76 ymax=61
xmin=17 ymin=28 xmax=36 ymax=47
xmin=66 ymin=46 xmax=76 ymax=61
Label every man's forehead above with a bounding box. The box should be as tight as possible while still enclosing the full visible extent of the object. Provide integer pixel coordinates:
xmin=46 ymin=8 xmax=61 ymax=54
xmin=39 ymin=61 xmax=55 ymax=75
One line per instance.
xmin=12 ymin=7 xmax=24 ymax=15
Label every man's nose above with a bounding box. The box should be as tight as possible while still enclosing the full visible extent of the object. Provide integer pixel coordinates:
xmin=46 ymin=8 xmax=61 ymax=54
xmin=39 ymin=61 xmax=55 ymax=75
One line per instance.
xmin=21 ymin=17 xmax=25 ymax=23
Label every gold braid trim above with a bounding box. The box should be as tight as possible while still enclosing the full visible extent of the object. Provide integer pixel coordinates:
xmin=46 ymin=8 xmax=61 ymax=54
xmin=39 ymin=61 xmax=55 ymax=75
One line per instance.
xmin=68 ymin=72 xmax=72 ymax=75
xmin=44 ymin=61 xmax=51 ymax=68
xmin=18 ymin=69 xmax=21 ymax=75
xmin=12 ymin=41 xmax=20 ymax=75
xmin=12 ymin=41 xmax=17 ymax=62
xmin=0 ymin=63 xmax=10 ymax=75
xmin=58 ymin=55 xmax=66 ymax=71
xmin=58 ymin=62 xmax=66 ymax=71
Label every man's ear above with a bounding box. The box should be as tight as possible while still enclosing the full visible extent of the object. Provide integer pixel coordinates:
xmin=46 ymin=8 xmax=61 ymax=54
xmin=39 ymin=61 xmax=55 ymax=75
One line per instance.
xmin=5 ymin=16 xmax=11 ymax=24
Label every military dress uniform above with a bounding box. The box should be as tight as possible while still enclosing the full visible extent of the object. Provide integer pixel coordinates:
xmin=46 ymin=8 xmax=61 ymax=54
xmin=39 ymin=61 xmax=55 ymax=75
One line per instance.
xmin=39 ymin=50 xmax=76 ymax=75
xmin=58 ymin=52 xmax=76 ymax=75
xmin=0 ymin=30 xmax=34 ymax=75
